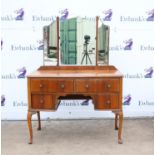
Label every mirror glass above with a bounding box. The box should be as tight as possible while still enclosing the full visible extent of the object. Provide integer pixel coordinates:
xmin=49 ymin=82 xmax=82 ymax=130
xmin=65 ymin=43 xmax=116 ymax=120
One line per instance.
xmin=43 ymin=16 xmax=109 ymax=66
xmin=43 ymin=19 xmax=58 ymax=66
xmin=97 ymin=18 xmax=109 ymax=65
xmin=59 ymin=17 xmax=96 ymax=66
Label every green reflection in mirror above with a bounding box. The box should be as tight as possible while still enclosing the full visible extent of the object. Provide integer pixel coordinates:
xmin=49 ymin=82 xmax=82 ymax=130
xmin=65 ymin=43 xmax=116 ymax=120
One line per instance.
xmin=60 ymin=17 xmax=96 ymax=66
xmin=43 ymin=16 xmax=109 ymax=66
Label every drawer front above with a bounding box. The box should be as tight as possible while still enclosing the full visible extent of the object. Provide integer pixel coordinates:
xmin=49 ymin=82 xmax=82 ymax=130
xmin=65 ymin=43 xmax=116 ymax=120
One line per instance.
xmin=57 ymin=80 xmax=74 ymax=92
xmin=30 ymin=79 xmax=57 ymax=92
xmin=31 ymin=94 xmax=55 ymax=110
xmin=95 ymin=94 xmax=119 ymax=109
xmin=96 ymin=79 xmax=119 ymax=93
xmin=75 ymin=80 xmax=96 ymax=93
xmin=30 ymin=79 xmax=74 ymax=93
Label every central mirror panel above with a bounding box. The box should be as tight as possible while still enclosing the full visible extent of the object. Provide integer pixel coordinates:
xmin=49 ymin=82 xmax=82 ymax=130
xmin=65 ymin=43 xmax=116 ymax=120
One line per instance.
xmin=60 ymin=17 xmax=96 ymax=65
xmin=43 ymin=16 xmax=109 ymax=66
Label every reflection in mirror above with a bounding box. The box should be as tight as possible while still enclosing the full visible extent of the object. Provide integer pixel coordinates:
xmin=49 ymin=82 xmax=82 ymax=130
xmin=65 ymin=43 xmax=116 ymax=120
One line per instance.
xmin=43 ymin=19 xmax=58 ymax=66
xmin=97 ymin=18 xmax=109 ymax=65
xmin=59 ymin=17 xmax=96 ymax=66
xmin=43 ymin=16 xmax=109 ymax=66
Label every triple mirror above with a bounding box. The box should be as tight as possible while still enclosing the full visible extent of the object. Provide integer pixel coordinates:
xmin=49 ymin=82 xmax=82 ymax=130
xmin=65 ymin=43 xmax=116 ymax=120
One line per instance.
xmin=43 ymin=16 xmax=109 ymax=66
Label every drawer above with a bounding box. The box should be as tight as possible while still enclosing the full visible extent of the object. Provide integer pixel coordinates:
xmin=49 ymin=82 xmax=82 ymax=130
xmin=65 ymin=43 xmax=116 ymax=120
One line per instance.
xmin=96 ymin=79 xmax=119 ymax=92
xmin=31 ymin=94 xmax=55 ymax=110
xmin=56 ymin=80 xmax=74 ymax=92
xmin=75 ymin=80 xmax=96 ymax=93
xmin=30 ymin=79 xmax=74 ymax=93
xmin=95 ymin=94 xmax=119 ymax=110
xmin=30 ymin=79 xmax=57 ymax=92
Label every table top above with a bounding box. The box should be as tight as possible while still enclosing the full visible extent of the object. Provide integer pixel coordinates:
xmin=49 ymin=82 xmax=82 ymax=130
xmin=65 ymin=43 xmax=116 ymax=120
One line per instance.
xmin=27 ymin=65 xmax=123 ymax=78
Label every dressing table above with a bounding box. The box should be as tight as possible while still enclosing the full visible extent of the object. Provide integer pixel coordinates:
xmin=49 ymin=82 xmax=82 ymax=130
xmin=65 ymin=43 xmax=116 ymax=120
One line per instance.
xmin=27 ymin=17 xmax=123 ymax=144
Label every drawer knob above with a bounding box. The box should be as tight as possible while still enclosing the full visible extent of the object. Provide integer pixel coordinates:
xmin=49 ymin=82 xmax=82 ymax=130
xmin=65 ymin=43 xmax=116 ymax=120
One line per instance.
xmin=60 ymin=84 xmax=65 ymax=89
xmin=40 ymin=99 xmax=44 ymax=104
xmin=39 ymin=84 xmax=43 ymax=88
xmin=85 ymin=84 xmax=89 ymax=89
xmin=106 ymin=100 xmax=111 ymax=105
xmin=107 ymin=84 xmax=111 ymax=88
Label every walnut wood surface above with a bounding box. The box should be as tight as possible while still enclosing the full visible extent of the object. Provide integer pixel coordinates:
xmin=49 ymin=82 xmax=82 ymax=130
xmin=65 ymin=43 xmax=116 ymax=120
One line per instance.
xmin=27 ymin=66 xmax=123 ymax=78
xmin=27 ymin=65 xmax=123 ymax=144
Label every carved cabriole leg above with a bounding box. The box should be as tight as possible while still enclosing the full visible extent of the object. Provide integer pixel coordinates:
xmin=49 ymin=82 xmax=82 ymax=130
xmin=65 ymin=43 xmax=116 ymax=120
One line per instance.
xmin=112 ymin=111 xmax=119 ymax=130
xmin=118 ymin=111 xmax=123 ymax=144
xmin=27 ymin=111 xmax=33 ymax=144
xmin=27 ymin=111 xmax=40 ymax=144
xmin=37 ymin=111 xmax=41 ymax=130
xmin=115 ymin=113 xmax=119 ymax=130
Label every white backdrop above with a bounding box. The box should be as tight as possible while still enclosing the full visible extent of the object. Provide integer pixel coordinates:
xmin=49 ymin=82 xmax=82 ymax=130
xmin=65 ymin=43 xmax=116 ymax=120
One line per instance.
xmin=1 ymin=0 xmax=154 ymax=120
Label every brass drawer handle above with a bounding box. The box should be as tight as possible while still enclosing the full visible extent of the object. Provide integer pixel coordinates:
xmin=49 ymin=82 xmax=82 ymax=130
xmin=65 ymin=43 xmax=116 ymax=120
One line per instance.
xmin=107 ymin=84 xmax=111 ymax=88
xmin=106 ymin=100 xmax=111 ymax=105
xmin=39 ymin=84 xmax=43 ymax=88
xmin=40 ymin=99 xmax=44 ymax=104
xmin=85 ymin=84 xmax=89 ymax=89
xmin=60 ymin=84 xmax=65 ymax=89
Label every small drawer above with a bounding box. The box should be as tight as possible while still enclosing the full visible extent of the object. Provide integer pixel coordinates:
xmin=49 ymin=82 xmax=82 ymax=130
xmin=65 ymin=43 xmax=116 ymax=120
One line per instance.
xmin=95 ymin=94 xmax=119 ymax=110
xmin=56 ymin=80 xmax=74 ymax=92
xmin=30 ymin=79 xmax=74 ymax=93
xmin=31 ymin=94 xmax=55 ymax=110
xmin=75 ymin=80 xmax=96 ymax=93
xmin=30 ymin=79 xmax=57 ymax=92
xmin=96 ymin=79 xmax=119 ymax=93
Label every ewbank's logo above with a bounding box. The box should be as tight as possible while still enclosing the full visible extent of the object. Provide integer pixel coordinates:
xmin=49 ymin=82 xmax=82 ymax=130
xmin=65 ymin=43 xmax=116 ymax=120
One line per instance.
xmin=60 ymin=100 xmax=89 ymax=106
xmin=2 ymin=67 xmax=27 ymax=79
xmin=1 ymin=95 xmax=6 ymax=106
xmin=81 ymin=99 xmax=89 ymax=106
xmin=144 ymin=67 xmax=153 ymax=78
xmin=120 ymin=9 xmax=154 ymax=22
xmin=1 ymin=8 xmax=25 ymax=21
xmin=13 ymin=101 xmax=27 ymax=107
xmin=124 ymin=67 xmax=153 ymax=79
xmin=37 ymin=40 xmax=44 ymax=50
xmin=123 ymin=94 xmax=132 ymax=105
xmin=15 ymin=8 xmax=24 ymax=20
xmin=139 ymin=100 xmax=154 ymax=106
xmin=140 ymin=45 xmax=154 ymax=51
xmin=17 ymin=67 xmax=27 ymax=78
xmin=59 ymin=9 xmax=69 ymax=21
xmin=1 ymin=39 xmax=3 ymax=50
xmin=146 ymin=9 xmax=154 ymax=21
xmin=109 ymin=38 xmax=133 ymax=51
xmin=103 ymin=9 xmax=113 ymax=21
xmin=123 ymin=39 xmax=133 ymax=50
